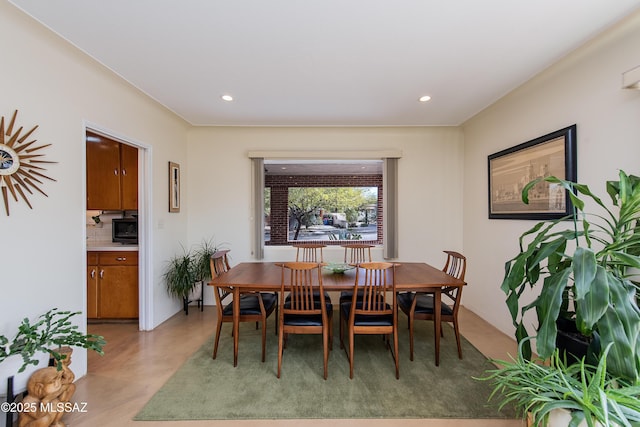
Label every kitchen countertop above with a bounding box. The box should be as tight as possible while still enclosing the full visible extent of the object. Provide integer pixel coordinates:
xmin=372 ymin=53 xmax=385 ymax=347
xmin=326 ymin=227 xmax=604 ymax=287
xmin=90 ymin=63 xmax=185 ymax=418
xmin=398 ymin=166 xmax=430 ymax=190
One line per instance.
xmin=87 ymin=241 xmax=138 ymax=251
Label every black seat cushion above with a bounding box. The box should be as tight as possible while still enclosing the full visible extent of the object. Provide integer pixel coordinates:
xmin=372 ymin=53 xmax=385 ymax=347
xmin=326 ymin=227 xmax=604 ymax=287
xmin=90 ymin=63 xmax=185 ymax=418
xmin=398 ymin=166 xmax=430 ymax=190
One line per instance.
xmin=339 ymin=289 xmax=364 ymax=304
xmin=397 ymin=292 xmax=453 ymax=316
xmin=222 ymin=292 xmax=277 ymax=316
xmin=340 ymin=302 xmax=393 ymax=326
xmin=286 ymin=290 xmax=332 ymax=303
xmin=283 ymin=299 xmax=333 ymax=326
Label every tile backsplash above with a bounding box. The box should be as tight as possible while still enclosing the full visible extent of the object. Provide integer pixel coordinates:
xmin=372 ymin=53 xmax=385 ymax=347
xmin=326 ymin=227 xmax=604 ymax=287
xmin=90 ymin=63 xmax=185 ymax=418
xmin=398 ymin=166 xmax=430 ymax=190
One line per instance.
xmin=86 ymin=210 xmax=137 ymax=242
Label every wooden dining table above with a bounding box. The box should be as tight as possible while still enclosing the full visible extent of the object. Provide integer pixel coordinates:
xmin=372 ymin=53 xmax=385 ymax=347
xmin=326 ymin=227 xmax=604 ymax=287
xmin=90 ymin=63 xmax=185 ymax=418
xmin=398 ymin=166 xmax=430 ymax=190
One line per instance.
xmin=208 ymin=261 xmax=466 ymax=366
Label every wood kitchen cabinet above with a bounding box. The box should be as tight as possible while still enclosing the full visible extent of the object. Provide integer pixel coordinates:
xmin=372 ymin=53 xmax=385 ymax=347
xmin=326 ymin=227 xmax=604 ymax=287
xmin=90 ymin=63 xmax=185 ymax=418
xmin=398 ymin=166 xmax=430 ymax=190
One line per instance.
xmin=86 ymin=131 xmax=138 ymax=210
xmin=87 ymin=251 xmax=138 ymax=319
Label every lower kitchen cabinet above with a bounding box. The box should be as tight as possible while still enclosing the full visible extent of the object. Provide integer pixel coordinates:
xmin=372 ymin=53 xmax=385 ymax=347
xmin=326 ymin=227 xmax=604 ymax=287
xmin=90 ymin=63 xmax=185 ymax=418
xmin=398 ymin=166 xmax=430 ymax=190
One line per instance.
xmin=87 ymin=251 xmax=138 ymax=319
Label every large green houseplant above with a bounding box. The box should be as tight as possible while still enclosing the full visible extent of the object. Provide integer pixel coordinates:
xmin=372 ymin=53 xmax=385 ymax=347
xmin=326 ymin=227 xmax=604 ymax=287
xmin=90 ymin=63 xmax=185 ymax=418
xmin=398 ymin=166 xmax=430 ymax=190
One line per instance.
xmin=502 ymin=170 xmax=640 ymax=384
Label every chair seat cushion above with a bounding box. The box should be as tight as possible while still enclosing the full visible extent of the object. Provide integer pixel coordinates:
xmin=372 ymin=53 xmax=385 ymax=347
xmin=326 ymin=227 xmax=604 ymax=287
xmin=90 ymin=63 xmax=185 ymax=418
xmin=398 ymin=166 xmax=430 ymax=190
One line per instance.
xmin=284 ymin=300 xmax=333 ymax=313
xmin=397 ymin=292 xmax=453 ymax=316
xmin=339 ymin=289 xmax=364 ymax=304
xmin=286 ymin=291 xmax=332 ymax=303
xmin=283 ymin=313 xmax=327 ymax=326
xmin=340 ymin=303 xmax=393 ymax=326
xmin=222 ymin=292 xmax=277 ymax=316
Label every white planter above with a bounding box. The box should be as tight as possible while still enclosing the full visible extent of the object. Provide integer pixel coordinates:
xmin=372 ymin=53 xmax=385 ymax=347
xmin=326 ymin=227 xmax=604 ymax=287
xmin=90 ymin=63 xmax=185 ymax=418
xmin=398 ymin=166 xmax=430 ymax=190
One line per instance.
xmin=0 ymin=353 xmax=49 ymax=397
xmin=536 ymin=408 xmax=608 ymax=427
xmin=188 ymin=281 xmax=203 ymax=302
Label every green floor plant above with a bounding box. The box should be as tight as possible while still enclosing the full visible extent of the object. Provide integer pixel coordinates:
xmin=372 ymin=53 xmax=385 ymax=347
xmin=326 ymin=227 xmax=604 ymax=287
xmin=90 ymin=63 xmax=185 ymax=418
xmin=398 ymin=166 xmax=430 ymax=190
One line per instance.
xmin=482 ymin=170 xmax=640 ymax=425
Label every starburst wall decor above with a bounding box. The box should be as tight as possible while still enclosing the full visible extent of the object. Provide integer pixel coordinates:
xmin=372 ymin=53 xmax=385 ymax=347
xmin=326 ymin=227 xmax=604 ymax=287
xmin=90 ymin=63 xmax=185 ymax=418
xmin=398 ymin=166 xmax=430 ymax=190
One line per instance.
xmin=0 ymin=110 xmax=56 ymax=216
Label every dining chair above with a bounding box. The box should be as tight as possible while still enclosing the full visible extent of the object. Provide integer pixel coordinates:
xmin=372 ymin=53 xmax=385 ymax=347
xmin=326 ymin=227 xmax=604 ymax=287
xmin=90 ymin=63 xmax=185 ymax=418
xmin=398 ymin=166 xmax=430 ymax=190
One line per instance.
xmin=397 ymin=250 xmax=466 ymax=361
xmin=340 ymin=262 xmax=399 ymax=379
xmin=210 ymin=250 xmax=278 ymax=367
xmin=339 ymin=243 xmax=374 ymax=305
xmin=277 ymin=262 xmax=332 ymax=380
xmin=294 ymin=243 xmax=326 ymax=263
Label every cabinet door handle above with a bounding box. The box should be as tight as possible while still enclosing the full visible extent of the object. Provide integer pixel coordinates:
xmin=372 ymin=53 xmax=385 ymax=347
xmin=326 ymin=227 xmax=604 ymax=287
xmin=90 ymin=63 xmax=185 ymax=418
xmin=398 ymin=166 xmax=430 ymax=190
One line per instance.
xmin=90 ymin=269 xmax=96 ymax=279
xmin=99 ymin=269 xmax=104 ymax=279
xmin=116 ymin=257 xmax=127 ymax=262
xmin=122 ymin=169 xmax=127 ymax=176
xmin=114 ymin=169 xmax=119 ymax=176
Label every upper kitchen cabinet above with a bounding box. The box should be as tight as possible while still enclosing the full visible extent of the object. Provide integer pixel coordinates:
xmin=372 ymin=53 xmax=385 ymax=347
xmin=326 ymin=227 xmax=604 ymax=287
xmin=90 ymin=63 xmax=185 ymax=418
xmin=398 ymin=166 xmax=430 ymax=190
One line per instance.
xmin=86 ymin=131 xmax=138 ymax=210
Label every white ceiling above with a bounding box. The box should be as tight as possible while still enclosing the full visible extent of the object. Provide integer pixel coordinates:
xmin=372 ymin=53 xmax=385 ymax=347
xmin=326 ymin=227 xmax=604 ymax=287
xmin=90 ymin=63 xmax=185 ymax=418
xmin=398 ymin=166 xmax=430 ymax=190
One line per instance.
xmin=9 ymin=1 xmax=640 ymax=126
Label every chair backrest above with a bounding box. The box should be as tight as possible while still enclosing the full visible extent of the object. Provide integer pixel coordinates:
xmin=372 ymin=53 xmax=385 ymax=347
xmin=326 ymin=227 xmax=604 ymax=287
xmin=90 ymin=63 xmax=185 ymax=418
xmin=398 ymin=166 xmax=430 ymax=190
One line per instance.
xmin=210 ymin=250 xmax=231 ymax=278
xmin=441 ymin=251 xmax=466 ymax=316
xmin=210 ymin=250 xmax=232 ymax=309
xmin=342 ymin=243 xmax=373 ymax=265
xmin=280 ymin=262 xmax=326 ymax=315
xmin=352 ymin=262 xmax=396 ymax=315
xmin=442 ymin=250 xmax=466 ymax=281
xmin=294 ymin=244 xmax=325 ymax=263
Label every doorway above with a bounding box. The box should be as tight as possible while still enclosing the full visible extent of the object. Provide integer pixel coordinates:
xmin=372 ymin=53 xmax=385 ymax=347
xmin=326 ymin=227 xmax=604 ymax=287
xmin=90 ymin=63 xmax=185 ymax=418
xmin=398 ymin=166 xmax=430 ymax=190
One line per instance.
xmin=84 ymin=124 xmax=151 ymax=334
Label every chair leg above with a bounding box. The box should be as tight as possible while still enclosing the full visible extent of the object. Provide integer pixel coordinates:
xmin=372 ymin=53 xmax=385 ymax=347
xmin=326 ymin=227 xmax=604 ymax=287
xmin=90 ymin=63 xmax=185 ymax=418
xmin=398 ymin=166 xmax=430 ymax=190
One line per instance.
xmin=348 ymin=328 xmax=355 ymax=379
xmin=393 ymin=328 xmax=400 ymax=379
xmin=323 ymin=325 xmax=329 ymax=380
xmin=328 ymin=311 xmax=333 ymax=351
xmin=453 ymin=320 xmax=463 ymax=359
xmin=261 ymin=318 xmax=267 ymax=363
xmin=408 ymin=314 xmax=415 ymax=361
xmin=277 ymin=325 xmax=284 ymax=378
xmin=212 ymin=320 xmax=223 ymax=359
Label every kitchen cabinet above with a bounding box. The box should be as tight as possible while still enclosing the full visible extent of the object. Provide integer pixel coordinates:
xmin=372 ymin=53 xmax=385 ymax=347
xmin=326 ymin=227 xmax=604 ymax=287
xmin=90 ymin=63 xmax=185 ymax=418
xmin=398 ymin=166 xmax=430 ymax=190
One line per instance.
xmin=87 ymin=251 xmax=138 ymax=319
xmin=86 ymin=131 xmax=138 ymax=210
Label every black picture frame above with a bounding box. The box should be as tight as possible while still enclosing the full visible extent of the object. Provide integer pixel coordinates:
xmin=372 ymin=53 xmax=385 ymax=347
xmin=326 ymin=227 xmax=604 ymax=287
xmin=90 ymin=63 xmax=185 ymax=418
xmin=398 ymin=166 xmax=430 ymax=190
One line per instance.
xmin=488 ymin=125 xmax=577 ymax=220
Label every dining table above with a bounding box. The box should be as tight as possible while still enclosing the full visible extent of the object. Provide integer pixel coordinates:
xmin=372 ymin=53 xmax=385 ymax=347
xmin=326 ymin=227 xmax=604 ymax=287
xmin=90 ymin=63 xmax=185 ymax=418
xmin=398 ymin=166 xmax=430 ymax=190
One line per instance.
xmin=208 ymin=261 xmax=466 ymax=366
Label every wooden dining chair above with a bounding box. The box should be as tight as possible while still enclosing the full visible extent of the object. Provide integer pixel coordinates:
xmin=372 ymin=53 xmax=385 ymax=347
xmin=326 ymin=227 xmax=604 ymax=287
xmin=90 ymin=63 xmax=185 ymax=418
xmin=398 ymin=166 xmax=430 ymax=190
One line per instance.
xmin=277 ymin=262 xmax=332 ymax=380
xmin=397 ymin=250 xmax=467 ymax=361
xmin=339 ymin=243 xmax=374 ymax=305
xmin=294 ymin=243 xmax=326 ymax=263
xmin=340 ymin=262 xmax=399 ymax=379
xmin=210 ymin=250 xmax=277 ymax=367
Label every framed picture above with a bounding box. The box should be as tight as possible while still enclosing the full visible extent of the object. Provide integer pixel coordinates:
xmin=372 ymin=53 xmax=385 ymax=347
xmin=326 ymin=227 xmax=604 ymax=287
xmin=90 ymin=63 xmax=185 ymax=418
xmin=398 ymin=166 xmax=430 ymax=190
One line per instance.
xmin=488 ymin=125 xmax=577 ymax=220
xmin=169 ymin=161 xmax=180 ymax=213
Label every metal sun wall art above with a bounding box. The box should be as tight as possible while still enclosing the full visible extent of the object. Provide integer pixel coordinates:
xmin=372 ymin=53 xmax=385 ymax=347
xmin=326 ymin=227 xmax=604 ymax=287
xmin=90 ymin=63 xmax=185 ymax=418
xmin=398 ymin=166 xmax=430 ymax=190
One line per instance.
xmin=0 ymin=110 xmax=56 ymax=216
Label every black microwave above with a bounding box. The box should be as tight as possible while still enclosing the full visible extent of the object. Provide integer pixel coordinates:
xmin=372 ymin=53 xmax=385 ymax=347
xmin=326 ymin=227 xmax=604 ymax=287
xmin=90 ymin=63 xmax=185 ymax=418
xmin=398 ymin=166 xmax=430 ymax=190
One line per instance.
xmin=112 ymin=218 xmax=138 ymax=244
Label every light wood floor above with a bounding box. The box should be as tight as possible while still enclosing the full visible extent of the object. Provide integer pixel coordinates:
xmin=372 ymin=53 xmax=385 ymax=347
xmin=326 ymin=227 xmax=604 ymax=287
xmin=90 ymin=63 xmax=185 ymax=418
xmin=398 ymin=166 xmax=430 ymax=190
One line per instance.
xmin=64 ymin=305 xmax=526 ymax=427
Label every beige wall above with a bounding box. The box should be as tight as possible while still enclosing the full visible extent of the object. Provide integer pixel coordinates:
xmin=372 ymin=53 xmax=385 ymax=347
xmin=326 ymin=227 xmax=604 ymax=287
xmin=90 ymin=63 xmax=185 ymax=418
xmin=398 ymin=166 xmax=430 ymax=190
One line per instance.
xmin=462 ymin=10 xmax=640 ymax=340
xmin=186 ymin=126 xmax=464 ymax=304
xmin=0 ymin=1 xmax=191 ymax=377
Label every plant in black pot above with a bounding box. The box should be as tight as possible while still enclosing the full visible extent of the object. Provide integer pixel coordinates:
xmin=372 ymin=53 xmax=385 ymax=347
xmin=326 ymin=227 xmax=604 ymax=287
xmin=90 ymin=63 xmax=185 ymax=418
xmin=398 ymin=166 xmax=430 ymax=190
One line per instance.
xmin=483 ymin=170 xmax=640 ymax=426
xmin=502 ymin=169 xmax=640 ymax=383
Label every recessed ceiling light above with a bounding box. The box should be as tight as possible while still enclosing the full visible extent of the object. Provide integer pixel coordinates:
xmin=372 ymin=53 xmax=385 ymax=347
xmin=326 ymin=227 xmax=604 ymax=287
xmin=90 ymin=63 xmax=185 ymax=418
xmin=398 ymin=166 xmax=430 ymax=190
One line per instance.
xmin=221 ymin=95 xmax=233 ymax=101
xmin=419 ymin=95 xmax=431 ymax=102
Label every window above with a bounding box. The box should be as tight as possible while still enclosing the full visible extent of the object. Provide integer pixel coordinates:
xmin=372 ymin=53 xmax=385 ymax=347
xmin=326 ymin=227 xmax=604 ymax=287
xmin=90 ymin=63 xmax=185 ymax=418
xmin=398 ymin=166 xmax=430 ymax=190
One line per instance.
xmin=250 ymin=152 xmax=398 ymax=259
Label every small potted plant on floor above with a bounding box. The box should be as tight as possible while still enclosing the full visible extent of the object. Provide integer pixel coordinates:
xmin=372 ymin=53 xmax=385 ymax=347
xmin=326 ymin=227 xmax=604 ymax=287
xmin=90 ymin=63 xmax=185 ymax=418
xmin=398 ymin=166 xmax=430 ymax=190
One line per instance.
xmin=0 ymin=308 xmax=106 ymax=396
xmin=163 ymin=238 xmax=222 ymax=314
xmin=485 ymin=170 xmax=640 ymax=425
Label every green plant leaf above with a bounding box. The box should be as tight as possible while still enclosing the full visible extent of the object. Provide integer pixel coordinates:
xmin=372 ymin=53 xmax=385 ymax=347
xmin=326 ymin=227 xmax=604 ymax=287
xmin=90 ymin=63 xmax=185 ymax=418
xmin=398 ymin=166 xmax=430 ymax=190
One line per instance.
xmin=575 ymin=266 xmax=609 ymax=334
xmin=573 ymin=247 xmax=597 ymax=301
xmin=536 ymin=269 xmax=571 ymax=358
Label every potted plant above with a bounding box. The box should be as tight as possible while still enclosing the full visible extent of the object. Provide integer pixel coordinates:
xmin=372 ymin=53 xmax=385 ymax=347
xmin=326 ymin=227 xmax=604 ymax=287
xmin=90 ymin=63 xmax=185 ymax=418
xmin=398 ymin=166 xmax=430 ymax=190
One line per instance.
xmin=501 ymin=170 xmax=640 ymax=383
xmin=488 ymin=170 xmax=640 ymax=425
xmin=163 ymin=238 xmax=222 ymax=314
xmin=482 ymin=341 xmax=640 ymax=426
xmin=0 ymin=308 xmax=106 ymax=395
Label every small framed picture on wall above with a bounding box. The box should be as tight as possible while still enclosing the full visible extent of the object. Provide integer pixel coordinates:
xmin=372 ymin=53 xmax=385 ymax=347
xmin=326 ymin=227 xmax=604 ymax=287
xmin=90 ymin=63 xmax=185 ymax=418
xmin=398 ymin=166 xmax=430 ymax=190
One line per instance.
xmin=169 ymin=161 xmax=180 ymax=213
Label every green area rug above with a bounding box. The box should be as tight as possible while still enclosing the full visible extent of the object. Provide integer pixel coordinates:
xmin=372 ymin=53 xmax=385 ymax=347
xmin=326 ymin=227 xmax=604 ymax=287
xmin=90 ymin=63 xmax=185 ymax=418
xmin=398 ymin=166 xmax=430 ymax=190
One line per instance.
xmin=134 ymin=319 xmax=516 ymax=420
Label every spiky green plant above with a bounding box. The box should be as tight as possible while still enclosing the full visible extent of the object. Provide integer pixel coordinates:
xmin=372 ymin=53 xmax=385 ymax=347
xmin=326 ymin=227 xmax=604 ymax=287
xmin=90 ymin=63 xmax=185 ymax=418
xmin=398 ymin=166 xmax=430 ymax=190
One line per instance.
xmin=0 ymin=308 xmax=105 ymax=372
